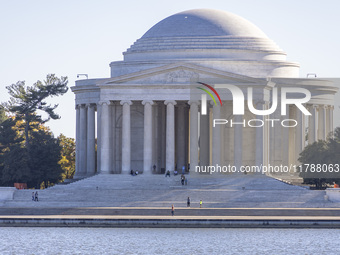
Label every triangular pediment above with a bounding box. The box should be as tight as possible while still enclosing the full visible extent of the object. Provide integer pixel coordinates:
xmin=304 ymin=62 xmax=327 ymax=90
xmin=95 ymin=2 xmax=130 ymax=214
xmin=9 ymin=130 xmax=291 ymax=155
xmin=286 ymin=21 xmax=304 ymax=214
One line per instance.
xmin=102 ymin=63 xmax=263 ymax=85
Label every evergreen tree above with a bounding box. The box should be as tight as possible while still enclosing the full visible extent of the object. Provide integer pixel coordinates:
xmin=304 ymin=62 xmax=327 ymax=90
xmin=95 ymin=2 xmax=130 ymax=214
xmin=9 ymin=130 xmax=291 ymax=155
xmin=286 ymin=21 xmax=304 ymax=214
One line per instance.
xmin=0 ymin=74 xmax=68 ymax=188
xmin=3 ymin=74 xmax=68 ymax=149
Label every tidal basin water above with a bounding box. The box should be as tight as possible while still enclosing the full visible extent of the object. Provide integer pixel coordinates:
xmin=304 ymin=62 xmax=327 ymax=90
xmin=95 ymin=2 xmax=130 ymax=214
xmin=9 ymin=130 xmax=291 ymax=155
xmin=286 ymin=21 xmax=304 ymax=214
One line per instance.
xmin=0 ymin=227 xmax=338 ymax=254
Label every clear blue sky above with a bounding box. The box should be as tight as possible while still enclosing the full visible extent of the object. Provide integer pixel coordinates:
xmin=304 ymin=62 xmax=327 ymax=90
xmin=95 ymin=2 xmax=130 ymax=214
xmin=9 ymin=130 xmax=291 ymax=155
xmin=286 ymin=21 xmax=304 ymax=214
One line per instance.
xmin=1 ymin=0 xmax=339 ymax=138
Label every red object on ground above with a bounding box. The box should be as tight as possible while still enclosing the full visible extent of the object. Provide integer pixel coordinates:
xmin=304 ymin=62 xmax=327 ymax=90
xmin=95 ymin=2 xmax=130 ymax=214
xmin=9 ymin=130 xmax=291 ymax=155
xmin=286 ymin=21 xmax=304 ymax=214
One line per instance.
xmin=334 ymin=184 xmax=339 ymax=188
xmin=14 ymin=183 xmax=27 ymax=189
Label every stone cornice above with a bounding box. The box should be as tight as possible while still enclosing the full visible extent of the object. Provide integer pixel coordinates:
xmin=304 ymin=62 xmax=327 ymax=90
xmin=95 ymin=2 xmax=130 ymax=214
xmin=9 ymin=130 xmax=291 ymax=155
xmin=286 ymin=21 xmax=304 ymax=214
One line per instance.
xmin=102 ymin=62 xmax=261 ymax=85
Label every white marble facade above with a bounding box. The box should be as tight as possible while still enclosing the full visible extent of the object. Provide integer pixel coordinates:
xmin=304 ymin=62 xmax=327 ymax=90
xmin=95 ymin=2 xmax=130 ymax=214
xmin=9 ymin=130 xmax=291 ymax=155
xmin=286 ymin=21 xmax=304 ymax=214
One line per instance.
xmin=72 ymin=9 xmax=337 ymax=177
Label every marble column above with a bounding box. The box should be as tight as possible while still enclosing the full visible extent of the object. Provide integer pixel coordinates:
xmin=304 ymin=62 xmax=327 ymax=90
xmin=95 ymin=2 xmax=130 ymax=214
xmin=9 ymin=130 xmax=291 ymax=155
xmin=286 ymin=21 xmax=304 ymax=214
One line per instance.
xmin=295 ymin=106 xmax=305 ymax=163
xmin=79 ymin=105 xmax=87 ymax=176
xmin=288 ymin=106 xmax=295 ymax=166
xmin=189 ymin=101 xmax=199 ymax=171
xmin=329 ymin=106 xmax=334 ymax=135
xmin=110 ymin=103 xmax=116 ymax=173
xmin=200 ymin=105 xmax=210 ymax=167
xmin=308 ymin=105 xmax=318 ymax=144
xmin=142 ymin=100 xmax=153 ymax=174
xmin=234 ymin=115 xmax=243 ymax=171
xmin=86 ymin=104 xmax=96 ymax=175
xmin=100 ymin=101 xmax=111 ymax=174
xmin=263 ymin=102 xmax=270 ymax=167
xmin=322 ymin=105 xmax=327 ymax=140
xmin=176 ymin=103 xmax=187 ymax=172
xmin=272 ymin=102 xmax=282 ymax=166
xmin=165 ymin=100 xmax=176 ymax=172
xmin=318 ymin=105 xmax=327 ymax=140
xmin=326 ymin=105 xmax=331 ymax=136
xmin=222 ymin=102 xmax=233 ymax=167
xmin=184 ymin=107 xmax=189 ymax=170
xmin=281 ymin=105 xmax=289 ymax=166
xmin=211 ymin=102 xmax=221 ymax=166
xmin=255 ymin=101 xmax=264 ymax=167
xmin=96 ymin=103 xmax=101 ymax=173
xmin=74 ymin=105 xmax=81 ymax=178
xmin=120 ymin=100 xmax=132 ymax=174
xmin=152 ymin=102 xmax=159 ymax=172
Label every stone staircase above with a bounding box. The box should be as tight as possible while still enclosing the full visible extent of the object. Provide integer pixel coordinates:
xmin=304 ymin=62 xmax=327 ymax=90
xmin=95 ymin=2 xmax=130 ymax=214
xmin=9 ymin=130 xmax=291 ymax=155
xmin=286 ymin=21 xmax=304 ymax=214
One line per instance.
xmin=3 ymin=173 xmax=332 ymax=208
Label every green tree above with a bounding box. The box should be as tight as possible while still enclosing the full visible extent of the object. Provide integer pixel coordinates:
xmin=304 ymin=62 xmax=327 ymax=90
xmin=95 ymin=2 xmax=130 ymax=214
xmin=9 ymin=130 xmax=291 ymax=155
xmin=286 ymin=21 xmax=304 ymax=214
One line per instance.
xmin=0 ymin=74 xmax=68 ymax=188
xmin=3 ymin=74 xmax=68 ymax=149
xmin=58 ymin=134 xmax=75 ymax=180
xmin=0 ymin=117 xmax=63 ymax=188
xmin=0 ymin=118 xmax=30 ymax=186
xmin=28 ymin=129 xmax=63 ymax=188
xmin=299 ymin=127 xmax=340 ymax=188
xmin=0 ymin=105 xmax=6 ymax=124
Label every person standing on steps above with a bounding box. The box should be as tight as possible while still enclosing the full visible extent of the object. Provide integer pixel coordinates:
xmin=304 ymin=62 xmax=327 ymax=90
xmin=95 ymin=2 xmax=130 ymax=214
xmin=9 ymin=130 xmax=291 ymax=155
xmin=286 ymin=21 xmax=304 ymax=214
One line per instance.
xmin=171 ymin=205 xmax=175 ymax=216
xmin=200 ymin=200 xmax=202 ymax=208
xmin=187 ymin=197 xmax=190 ymax=207
xmin=181 ymin=174 xmax=185 ymax=185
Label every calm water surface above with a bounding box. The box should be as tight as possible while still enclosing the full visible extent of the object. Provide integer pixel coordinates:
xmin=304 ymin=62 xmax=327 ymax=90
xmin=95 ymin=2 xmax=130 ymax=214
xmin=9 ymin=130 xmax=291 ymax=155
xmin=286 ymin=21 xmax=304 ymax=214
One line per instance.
xmin=0 ymin=227 xmax=338 ymax=255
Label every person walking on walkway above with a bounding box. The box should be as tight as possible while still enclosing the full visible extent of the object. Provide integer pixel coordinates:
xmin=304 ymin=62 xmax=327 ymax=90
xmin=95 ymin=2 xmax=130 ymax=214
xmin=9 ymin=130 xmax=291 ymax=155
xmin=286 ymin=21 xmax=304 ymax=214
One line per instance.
xmin=171 ymin=204 xmax=175 ymax=216
xmin=35 ymin=191 xmax=39 ymax=202
xmin=32 ymin=192 xmax=35 ymax=201
xmin=200 ymin=200 xmax=202 ymax=208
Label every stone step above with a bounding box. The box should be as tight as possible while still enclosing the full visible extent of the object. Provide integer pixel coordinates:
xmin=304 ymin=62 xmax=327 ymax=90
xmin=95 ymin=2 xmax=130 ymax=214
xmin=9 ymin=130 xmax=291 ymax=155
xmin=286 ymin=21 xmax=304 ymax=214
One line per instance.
xmin=3 ymin=174 xmax=330 ymax=208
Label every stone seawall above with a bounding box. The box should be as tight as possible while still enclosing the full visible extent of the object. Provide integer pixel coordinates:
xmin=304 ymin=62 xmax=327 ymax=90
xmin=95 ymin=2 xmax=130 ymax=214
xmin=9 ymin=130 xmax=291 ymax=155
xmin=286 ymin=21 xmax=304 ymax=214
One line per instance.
xmin=2 ymin=216 xmax=340 ymax=228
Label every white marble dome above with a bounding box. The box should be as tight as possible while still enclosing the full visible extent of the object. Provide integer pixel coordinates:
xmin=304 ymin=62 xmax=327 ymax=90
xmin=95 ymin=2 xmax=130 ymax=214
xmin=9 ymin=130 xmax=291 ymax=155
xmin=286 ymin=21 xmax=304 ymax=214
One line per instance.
xmin=111 ymin=9 xmax=300 ymax=78
xmin=124 ymin=9 xmax=285 ymax=62
xmin=141 ymin=9 xmax=267 ymax=38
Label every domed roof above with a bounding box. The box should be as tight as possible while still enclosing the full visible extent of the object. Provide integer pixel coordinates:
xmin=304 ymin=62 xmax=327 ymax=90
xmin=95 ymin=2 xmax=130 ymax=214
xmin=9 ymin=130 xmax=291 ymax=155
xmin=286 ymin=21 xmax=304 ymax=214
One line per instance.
xmin=142 ymin=9 xmax=268 ymax=38
xmin=123 ymin=9 xmax=284 ymax=62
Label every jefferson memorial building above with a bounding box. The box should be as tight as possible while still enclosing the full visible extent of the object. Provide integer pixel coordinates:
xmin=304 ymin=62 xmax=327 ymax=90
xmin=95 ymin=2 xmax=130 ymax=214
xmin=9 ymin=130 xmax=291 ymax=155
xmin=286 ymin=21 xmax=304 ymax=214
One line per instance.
xmin=72 ymin=9 xmax=337 ymax=177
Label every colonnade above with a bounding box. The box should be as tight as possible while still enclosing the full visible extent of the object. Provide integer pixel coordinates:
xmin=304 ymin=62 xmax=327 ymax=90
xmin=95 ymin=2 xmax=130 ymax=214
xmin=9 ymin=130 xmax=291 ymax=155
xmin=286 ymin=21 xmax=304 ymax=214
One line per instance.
xmin=75 ymin=100 xmax=193 ymax=177
xmin=74 ymin=100 xmax=334 ymax=178
xmin=307 ymin=104 xmax=334 ymax=144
